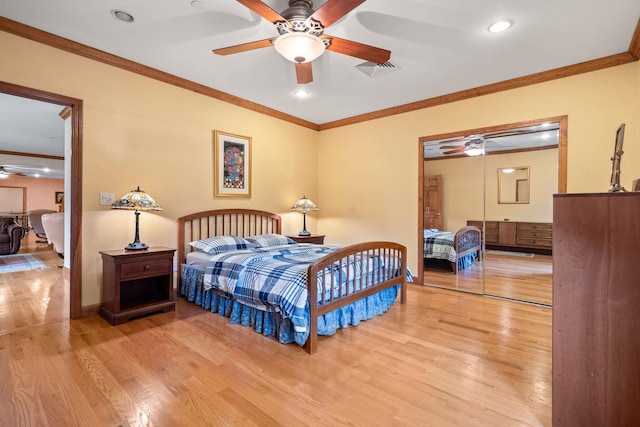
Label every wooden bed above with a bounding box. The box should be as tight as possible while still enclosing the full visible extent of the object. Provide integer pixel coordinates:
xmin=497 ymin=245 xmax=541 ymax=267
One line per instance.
xmin=177 ymin=209 xmax=407 ymax=354
xmin=423 ymin=225 xmax=482 ymax=273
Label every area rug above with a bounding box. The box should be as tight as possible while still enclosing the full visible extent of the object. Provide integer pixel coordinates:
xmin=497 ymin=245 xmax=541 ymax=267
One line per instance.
xmin=486 ymin=250 xmax=534 ymax=258
xmin=0 ymin=254 xmax=47 ymax=273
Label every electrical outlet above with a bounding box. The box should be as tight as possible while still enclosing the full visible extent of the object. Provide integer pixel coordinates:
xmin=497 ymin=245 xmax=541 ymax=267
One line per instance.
xmin=99 ymin=192 xmax=115 ymax=206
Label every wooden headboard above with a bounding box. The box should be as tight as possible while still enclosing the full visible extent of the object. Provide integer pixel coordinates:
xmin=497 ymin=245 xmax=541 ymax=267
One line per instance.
xmin=176 ymin=209 xmax=282 ymax=289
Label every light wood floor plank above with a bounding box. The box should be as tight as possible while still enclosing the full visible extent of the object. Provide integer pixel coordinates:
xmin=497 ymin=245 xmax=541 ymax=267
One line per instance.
xmin=0 ymin=232 xmax=552 ymax=426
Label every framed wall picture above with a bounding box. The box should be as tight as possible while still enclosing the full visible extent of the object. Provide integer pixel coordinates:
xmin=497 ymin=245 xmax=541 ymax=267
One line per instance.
xmin=55 ymin=191 xmax=64 ymax=204
xmin=213 ymin=130 xmax=252 ymax=197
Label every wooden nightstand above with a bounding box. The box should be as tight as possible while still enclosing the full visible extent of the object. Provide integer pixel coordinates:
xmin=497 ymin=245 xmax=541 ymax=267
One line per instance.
xmin=287 ymin=234 xmax=325 ymax=244
xmin=99 ymin=246 xmax=176 ymax=325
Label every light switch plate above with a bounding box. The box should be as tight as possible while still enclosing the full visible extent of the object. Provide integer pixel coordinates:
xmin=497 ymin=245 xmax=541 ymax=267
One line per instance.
xmin=99 ymin=192 xmax=115 ymax=206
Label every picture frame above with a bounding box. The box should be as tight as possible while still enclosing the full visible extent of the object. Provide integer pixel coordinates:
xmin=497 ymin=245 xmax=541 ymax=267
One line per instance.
xmin=213 ymin=130 xmax=252 ymax=198
xmin=55 ymin=191 xmax=64 ymax=204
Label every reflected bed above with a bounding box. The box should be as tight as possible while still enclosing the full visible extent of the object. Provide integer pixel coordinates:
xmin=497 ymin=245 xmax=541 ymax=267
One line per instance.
xmin=423 ymin=225 xmax=482 ymax=273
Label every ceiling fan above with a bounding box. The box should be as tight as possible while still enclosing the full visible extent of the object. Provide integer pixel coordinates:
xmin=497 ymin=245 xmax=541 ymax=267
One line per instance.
xmin=438 ymin=128 xmax=551 ymax=156
xmin=213 ymin=0 xmax=391 ymax=84
xmin=0 ymin=166 xmax=26 ymax=178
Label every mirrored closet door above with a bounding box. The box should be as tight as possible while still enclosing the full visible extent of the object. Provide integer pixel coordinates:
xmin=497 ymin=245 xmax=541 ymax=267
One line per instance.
xmin=419 ymin=116 xmax=568 ymax=306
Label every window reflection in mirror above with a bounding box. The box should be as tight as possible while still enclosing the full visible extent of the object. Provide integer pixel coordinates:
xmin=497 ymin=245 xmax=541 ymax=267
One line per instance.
xmin=498 ymin=166 xmax=530 ymax=203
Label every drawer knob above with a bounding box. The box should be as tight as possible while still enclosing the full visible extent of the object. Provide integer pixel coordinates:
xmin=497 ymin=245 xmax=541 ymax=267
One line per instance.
xmin=144 ymin=265 xmax=150 ymax=270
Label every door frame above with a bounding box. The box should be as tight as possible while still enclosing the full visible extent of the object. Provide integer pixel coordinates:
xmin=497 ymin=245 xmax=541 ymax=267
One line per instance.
xmin=0 ymin=80 xmax=83 ymax=319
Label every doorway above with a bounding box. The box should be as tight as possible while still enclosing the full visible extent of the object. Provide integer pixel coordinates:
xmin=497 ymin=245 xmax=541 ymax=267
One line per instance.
xmin=0 ymin=81 xmax=83 ymax=319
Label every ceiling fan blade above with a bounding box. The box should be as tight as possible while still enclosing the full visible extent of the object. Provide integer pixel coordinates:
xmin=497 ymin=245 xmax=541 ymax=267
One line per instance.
xmin=213 ymin=38 xmax=275 ymax=56
xmin=443 ymin=148 xmax=464 ymax=155
xmin=440 ymin=145 xmax=462 ymax=150
xmin=236 ymin=0 xmax=286 ymax=24
xmin=0 ymin=167 xmax=25 ymax=176
xmin=438 ymin=136 xmax=465 ymax=145
xmin=310 ymin=0 xmax=366 ymax=28
xmin=295 ymin=62 xmax=313 ymax=84
xmin=323 ymin=36 xmax=390 ymax=64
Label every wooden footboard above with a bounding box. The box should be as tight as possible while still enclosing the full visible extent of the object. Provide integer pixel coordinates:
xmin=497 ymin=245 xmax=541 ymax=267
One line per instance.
xmin=305 ymin=241 xmax=407 ymax=354
xmin=453 ymin=225 xmax=482 ymax=273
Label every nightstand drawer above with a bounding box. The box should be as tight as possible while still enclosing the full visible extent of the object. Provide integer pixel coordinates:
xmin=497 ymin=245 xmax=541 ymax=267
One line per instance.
xmin=120 ymin=258 xmax=171 ymax=280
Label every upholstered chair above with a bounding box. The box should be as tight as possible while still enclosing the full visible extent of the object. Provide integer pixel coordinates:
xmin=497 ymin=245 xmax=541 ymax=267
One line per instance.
xmin=0 ymin=217 xmax=25 ymax=255
xmin=41 ymin=213 xmax=64 ymax=266
xmin=28 ymin=209 xmax=56 ymax=243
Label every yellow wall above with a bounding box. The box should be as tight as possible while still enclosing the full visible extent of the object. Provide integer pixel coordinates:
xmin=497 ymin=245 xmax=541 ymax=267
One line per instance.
xmin=1 ymin=31 xmax=319 ymax=306
xmin=2 ymin=28 xmax=639 ymax=307
xmin=424 ymin=148 xmax=557 ymax=232
xmin=485 ymin=149 xmax=557 ymax=223
xmin=319 ymin=62 xmax=640 ymax=275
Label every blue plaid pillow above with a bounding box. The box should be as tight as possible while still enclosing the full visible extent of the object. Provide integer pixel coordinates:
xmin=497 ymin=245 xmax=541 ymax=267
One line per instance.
xmin=188 ymin=235 xmax=255 ymax=255
xmin=246 ymin=233 xmax=296 ymax=248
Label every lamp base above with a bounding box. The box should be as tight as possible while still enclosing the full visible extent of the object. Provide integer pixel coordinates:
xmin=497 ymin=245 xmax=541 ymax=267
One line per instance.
xmin=125 ymin=241 xmax=149 ymax=251
xmin=298 ymin=230 xmax=311 ymax=237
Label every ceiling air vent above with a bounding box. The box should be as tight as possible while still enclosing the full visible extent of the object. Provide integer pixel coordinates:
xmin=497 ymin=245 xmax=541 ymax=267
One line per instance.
xmin=355 ymin=60 xmax=399 ymax=78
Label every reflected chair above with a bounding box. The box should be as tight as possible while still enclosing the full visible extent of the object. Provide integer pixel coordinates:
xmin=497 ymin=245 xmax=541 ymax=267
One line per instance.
xmin=28 ymin=209 xmax=56 ymax=243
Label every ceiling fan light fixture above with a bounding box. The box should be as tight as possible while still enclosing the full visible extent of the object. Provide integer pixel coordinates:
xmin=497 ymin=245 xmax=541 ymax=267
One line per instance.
xmin=463 ymin=135 xmax=486 ymax=156
xmin=274 ymin=32 xmax=325 ymax=63
xmin=465 ymin=147 xmax=485 ymax=156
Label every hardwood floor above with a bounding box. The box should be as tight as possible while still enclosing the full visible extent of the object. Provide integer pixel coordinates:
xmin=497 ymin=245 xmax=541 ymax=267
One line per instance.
xmin=0 ymin=236 xmax=552 ymax=426
xmin=424 ymin=253 xmax=553 ymax=305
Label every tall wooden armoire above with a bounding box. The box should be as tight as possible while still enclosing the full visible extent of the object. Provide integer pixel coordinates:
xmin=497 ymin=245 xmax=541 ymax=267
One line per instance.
xmin=552 ymin=192 xmax=640 ymax=426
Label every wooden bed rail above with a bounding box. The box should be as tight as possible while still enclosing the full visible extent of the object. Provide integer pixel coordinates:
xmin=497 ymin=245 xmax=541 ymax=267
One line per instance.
xmin=305 ymin=241 xmax=407 ymax=354
xmin=453 ymin=225 xmax=482 ymax=273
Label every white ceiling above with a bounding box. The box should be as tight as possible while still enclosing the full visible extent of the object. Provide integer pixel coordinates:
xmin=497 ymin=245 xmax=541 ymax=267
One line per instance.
xmin=0 ymin=93 xmax=65 ymax=179
xmin=0 ymin=1 xmax=638 ymax=176
xmin=1 ymin=0 xmax=638 ymax=126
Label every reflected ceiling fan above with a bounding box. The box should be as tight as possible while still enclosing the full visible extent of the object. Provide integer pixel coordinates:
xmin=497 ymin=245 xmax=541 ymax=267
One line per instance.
xmin=439 ymin=128 xmax=543 ymax=156
xmin=213 ymin=0 xmax=391 ymax=84
xmin=0 ymin=166 xmax=26 ymax=178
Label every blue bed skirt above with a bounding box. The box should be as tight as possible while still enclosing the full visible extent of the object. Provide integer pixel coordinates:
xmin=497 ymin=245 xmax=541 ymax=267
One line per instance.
xmin=457 ymin=251 xmax=479 ymax=271
xmin=181 ymin=264 xmax=400 ymax=347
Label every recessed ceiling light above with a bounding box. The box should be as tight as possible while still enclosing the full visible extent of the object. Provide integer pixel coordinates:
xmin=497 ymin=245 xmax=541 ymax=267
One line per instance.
xmin=111 ymin=10 xmax=135 ymax=23
xmin=295 ymin=89 xmax=309 ymax=98
xmin=488 ymin=20 xmax=512 ymax=33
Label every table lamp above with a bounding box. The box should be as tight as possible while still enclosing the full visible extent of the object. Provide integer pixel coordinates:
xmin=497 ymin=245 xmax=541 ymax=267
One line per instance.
xmin=290 ymin=195 xmax=318 ymax=236
xmin=111 ymin=186 xmax=162 ymax=250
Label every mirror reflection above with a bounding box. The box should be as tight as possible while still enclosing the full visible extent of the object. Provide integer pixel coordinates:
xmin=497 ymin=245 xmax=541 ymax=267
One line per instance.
xmin=421 ymin=120 xmax=563 ymax=306
xmin=498 ymin=166 xmax=530 ymax=203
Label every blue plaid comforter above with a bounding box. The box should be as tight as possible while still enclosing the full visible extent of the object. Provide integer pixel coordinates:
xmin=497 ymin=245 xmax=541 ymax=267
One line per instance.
xmin=423 ymin=230 xmax=457 ymax=262
xmin=203 ymin=244 xmax=391 ymax=333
